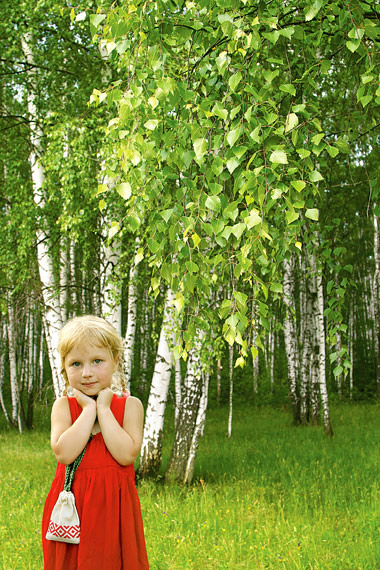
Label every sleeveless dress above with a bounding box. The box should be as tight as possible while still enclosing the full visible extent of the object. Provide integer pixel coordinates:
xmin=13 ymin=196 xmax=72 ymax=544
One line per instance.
xmin=42 ymin=394 xmax=149 ymax=570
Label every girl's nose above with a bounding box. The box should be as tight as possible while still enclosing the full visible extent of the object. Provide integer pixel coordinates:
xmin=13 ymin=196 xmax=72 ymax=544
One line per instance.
xmin=82 ymin=364 xmax=93 ymax=377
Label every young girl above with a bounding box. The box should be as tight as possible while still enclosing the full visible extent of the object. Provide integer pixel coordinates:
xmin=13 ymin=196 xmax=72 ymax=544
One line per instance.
xmin=42 ymin=315 xmax=150 ymax=570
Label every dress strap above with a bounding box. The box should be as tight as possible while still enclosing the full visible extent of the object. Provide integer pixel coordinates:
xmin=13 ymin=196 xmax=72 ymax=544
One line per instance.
xmin=110 ymin=393 xmax=128 ymax=426
xmin=67 ymin=396 xmax=82 ymax=423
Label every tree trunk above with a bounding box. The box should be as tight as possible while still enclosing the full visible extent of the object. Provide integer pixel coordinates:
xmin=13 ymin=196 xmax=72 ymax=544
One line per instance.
xmin=216 ymin=358 xmax=222 ymax=405
xmin=0 ymin=323 xmax=11 ymax=424
xmin=283 ymin=255 xmax=300 ymax=424
xmin=138 ymin=288 xmax=176 ymax=478
xmin=174 ymin=354 xmax=182 ymax=430
xmin=165 ymin=333 xmax=205 ymax=485
xmin=315 ymin=263 xmax=333 ymax=436
xmin=227 ymin=344 xmax=233 ymax=438
xmin=182 ymin=372 xmax=209 ymax=485
xmin=7 ymin=303 xmax=24 ymax=432
xmin=100 ymin=224 xmax=122 ymax=334
xmin=124 ymin=259 xmax=139 ymax=388
xmin=299 ymin=256 xmax=312 ymax=424
xmin=21 ymin=33 xmax=63 ymax=395
xmin=373 ymin=208 xmax=380 ymax=398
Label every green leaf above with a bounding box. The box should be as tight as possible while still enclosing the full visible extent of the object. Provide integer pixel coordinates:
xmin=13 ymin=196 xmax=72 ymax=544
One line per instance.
xmin=291 ymin=180 xmax=306 ymax=192
xmin=245 ymin=210 xmax=262 ymax=229
xmin=346 ymin=39 xmax=360 ymax=53
xmin=116 ymin=182 xmax=132 ymax=200
xmin=326 ymin=146 xmax=339 ymax=158
xmin=333 ymin=365 xmax=344 ymax=378
xmin=108 ymin=222 xmax=120 ymax=240
xmin=270 ymin=282 xmax=283 ymax=293
xmin=360 ymin=95 xmax=373 ymax=108
xmin=309 ymin=170 xmax=324 ymax=182
xmin=280 ymin=84 xmax=296 ymax=97
xmin=212 ymin=101 xmax=228 ymax=121
xmin=229 ymin=71 xmax=242 ymax=92
xmin=250 ymin=126 xmax=261 ymax=143
xmin=147 ymin=238 xmax=160 ymax=253
xmin=211 ymin=156 xmax=224 ymax=176
xmin=286 ymin=210 xmax=299 ymax=224
xmin=160 ymin=208 xmax=174 ymax=223
xmin=305 ymin=0 xmax=323 ymax=22
xmin=231 ymin=222 xmax=246 ymax=240
xmin=90 ymin=14 xmax=106 ymax=34
xmin=305 ymin=208 xmax=319 ymax=221
xmin=285 ymin=113 xmax=299 ymax=133
xmin=226 ymin=157 xmax=240 ymax=173
xmin=226 ymin=127 xmax=243 ymax=147
xmin=205 ymin=194 xmax=222 ymax=212
xmin=193 ymin=138 xmax=207 ymax=162
xmin=269 ymin=150 xmax=288 ymax=164
xmin=144 ymin=119 xmax=159 ymax=130
xmin=296 ymin=148 xmax=311 ymax=159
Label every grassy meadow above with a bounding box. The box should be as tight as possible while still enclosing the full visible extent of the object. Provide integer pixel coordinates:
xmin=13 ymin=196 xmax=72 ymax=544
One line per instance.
xmin=1 ymin=403 xmax=380 ymax=569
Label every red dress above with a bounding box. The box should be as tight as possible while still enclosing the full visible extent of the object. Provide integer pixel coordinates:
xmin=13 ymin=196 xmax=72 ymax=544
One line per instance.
xmin=42 ymin=394 xmax=149 ymax=570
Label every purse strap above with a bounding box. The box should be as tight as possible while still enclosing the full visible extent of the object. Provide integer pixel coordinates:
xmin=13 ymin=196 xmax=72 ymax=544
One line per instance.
xmin=64 ymin=435 xmax=92 ymax=492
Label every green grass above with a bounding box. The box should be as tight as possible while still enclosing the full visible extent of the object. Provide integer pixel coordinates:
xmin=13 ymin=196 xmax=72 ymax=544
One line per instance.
xmin=1 ymin=403 xmax=380 ymax=569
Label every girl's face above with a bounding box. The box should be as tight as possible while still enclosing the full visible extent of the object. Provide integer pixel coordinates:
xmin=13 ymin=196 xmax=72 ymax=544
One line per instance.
xmin=65 ymin=341 xmax=119 ymax=397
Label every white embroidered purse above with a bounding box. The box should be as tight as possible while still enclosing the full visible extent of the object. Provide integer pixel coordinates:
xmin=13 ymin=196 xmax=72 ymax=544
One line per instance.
xmin=46 ymin=437 xmax=91 ymax=544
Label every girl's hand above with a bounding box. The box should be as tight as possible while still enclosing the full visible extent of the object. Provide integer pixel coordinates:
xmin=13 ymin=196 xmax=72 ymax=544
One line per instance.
xmin=96 ymin=387 xmax=114 ymax=410
xmin=73 ymin=388 xmax=97 ymax=410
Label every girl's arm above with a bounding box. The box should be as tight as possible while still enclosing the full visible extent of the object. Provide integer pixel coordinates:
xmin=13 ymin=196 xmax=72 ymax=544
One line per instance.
xmin=97 ymin=389 xmax=144 ymax=466
xmin=51 ymin=391 xmax=96 ymax=465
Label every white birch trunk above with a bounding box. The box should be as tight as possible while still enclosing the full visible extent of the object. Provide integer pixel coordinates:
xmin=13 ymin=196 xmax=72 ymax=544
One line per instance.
xmin=373 ymin=208 xmax=380 ymax=398
xmin=251 ymin=301 xmax=259 ymax=394
xmin=183 ymin=371 xmax=209 ymax=485
xmin=60 ymin=240 xmax=69 ymax=321
xmin=123 ymin=258 xmax=139 ymax=388
xmin=283 ymin=255 xmax=300 ymax=424
xmin=21 ymin=33 xmax=63 ymax=395
xmin=0 ymin=323 xmax=10 ymax=424
xmin=166 ymin=331 xmax=205 ymax=485
xmin=139 ymin=290 xmax=149 ymax=391
xmin=299 ymin=256 xmax=312 ymax=423
xmin=174 ymin=353 xmax=182 ymax=429
xmin=315 ymin=265 xmax=333 ymax=436
xmin=100 ymin=230 xmax=122 ymax=334
xmin=216 ymin=358 xmax=222 ymax=404
xmin=7 ymin=304 xmax=22 ymax=432
xmin=227 ymin=344 xmax=233 ymax=438
xmin=349 ymin=304 xmax=354 ymax=400
xmin=138 ymin=288 xmax=176 ymax=477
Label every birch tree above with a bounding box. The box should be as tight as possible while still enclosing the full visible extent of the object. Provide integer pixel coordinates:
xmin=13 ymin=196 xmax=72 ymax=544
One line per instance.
xmin=138 ymin=288 xmax=176 ymax=478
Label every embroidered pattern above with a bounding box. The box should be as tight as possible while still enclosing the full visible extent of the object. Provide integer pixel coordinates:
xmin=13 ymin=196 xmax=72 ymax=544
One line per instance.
xmin=47 ymin=521 xmax=80 ymax=542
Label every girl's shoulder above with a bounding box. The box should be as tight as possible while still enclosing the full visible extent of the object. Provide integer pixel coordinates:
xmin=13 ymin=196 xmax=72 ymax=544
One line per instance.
xmin=52 ymin=395 xmax=70 ymax=413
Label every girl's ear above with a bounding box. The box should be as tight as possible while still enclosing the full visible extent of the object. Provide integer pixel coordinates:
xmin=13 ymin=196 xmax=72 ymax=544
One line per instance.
xmin=114 ymin=355 xmax=120 ymax=370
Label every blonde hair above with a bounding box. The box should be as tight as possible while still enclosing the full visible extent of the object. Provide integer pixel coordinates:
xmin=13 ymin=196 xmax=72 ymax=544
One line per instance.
xmin=58 ymin=315 xmax=127 ymax=395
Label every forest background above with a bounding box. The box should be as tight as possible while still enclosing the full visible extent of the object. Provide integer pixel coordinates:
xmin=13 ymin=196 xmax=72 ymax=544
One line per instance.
xmin=1 ymin=0 xmax=380 ymax=489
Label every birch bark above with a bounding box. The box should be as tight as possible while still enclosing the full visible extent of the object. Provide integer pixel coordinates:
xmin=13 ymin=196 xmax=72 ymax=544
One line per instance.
xmin=124 ymin=258 xmax=139 ymax=388
xmin=315 ymin=263 xmax=333 ymax=436
xmin=183 ymin=371 xmax=209 ymax=485
xmin=227 ymin=344 xmax=233 ymax=438
xmin=165 ymin=332 xmax=205 ymax=485
xmin=283 ymin=254 xmax=300 ymax=424
xmin=21 ymin=33 xmax=63 ymax=395
xmin=0 ymin=323 xmax=10 ymax=424
xmin=7 ymin=303 xmax=23 ymax=432
xmin=138 ymin=288 xmax=176 ymax=478
xmin=373 ymin=208 xmax=380 ymax=398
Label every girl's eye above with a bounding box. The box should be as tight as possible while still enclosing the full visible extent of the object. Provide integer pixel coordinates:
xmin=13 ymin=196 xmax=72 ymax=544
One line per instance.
xmin=94 ymin=359 xmax=102 ymax=364
xmin=71 ymin=362 xmax=81 ymax=368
